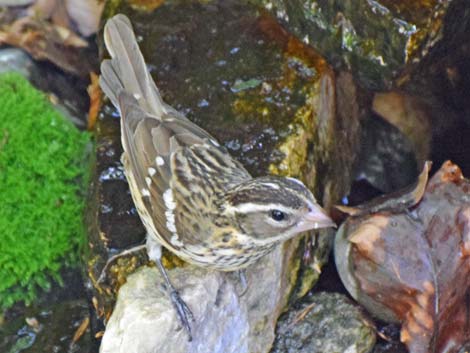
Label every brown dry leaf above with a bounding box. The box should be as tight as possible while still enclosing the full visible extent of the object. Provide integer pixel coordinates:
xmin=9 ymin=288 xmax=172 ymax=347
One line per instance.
xmin=72 ymin=316 xmax=90 ymax=343
xmin=339 ymin=161 xmax=470 ymax=353
xmin=31 ymin=0 xmax=104 ymax=37
xmin=0 ymin=15 xmax=93 ymax=76
xmin=87 ymin=71 xmax=102 ymax=130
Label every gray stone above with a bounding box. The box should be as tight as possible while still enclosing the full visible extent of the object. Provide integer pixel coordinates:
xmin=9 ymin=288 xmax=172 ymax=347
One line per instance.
xmin=0 ymin=48 xmax=35 ymax=78
xmin=100 ymin=246 xmax=292 ymax=353
xmin=272 ymin=292 xmax=376 ymax=353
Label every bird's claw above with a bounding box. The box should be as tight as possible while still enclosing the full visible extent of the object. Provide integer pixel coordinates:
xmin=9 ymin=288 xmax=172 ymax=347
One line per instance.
xmin=169 ymin=289 xmax=194 ymax=341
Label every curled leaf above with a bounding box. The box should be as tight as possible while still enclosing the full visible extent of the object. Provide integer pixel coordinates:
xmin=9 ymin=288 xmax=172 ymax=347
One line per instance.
xmin=335 ymin=161 xmax=470 ymax=353
xmin=335 ymin=161 xmax=432 ymax=216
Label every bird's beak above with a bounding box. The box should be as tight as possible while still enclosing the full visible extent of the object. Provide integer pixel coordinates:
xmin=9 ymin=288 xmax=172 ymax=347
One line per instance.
xmin=295 ymin=204 xmax=336 ymax=233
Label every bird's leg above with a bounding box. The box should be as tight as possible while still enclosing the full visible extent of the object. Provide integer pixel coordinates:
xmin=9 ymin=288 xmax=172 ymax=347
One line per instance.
xmin=97 ymin=244 xmax=147 ymax=283
xmin=147 ymin=236 xmax=194 ymax=341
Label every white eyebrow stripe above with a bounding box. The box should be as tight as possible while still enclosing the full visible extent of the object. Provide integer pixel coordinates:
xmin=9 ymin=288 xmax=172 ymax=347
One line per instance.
xmin=287 ymin=177 xmax=305 ymax=186
xmin=225 ymin=203 xmax=294 ymax=214
xmin=261 ymin=182 xmax=280 ymax=189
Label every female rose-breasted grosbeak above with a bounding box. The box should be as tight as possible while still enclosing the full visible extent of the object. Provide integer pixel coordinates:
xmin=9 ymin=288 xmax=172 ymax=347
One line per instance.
xmin=100 ymin=14 xmax=335 ymax=339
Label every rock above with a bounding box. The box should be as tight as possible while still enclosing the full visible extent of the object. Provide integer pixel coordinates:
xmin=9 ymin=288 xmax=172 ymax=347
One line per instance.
xmin=98 ymin=241 xmax=303 ymax=353
xmin=100 ymin=267 xmax=249 ymax=353
xmin=0 ymin=48 xmax=35 ymax=77
xmin=0 ymin=299 xmax=92 ymax=353
xmin=271 ymin=292 xmax=376 ymax=353
xmin=256 ymin=0 xmax=469 ymax=90
xmin=353 ymin=116 xmax=418 ymax=194
xmin=372 ymin=91 xmax=432 ymax=167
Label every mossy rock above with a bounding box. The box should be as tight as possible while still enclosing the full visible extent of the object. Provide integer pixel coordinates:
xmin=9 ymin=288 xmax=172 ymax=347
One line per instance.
xmin=254 ymin=0 xmax=468 ymax=90
xmin=0 ymin=72 xmax=90 ymax=308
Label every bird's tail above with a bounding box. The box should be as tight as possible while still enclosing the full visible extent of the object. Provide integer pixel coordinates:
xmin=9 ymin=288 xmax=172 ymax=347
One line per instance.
xmin=99 ymin=14 xmax=166 ymax=117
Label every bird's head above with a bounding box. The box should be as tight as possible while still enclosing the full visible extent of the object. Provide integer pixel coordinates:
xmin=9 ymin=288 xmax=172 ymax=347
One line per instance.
xmin=223 ymin=176 xmax=335 ymax=243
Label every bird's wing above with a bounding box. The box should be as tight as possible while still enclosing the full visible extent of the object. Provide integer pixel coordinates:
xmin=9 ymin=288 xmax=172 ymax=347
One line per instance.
xmin=100 ymin=14 xmax=251 ymax=253
xmin=118 ymin=93 xmax=250 ymax=252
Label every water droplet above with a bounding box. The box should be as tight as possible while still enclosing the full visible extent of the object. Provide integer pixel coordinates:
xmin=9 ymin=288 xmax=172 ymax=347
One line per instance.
xmin=197 ymin=99 xmax=209 ymax=108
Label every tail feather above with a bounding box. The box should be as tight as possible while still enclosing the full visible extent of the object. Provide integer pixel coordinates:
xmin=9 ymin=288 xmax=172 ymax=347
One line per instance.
xmin=99 ymin=14 xmax=166 ymax=117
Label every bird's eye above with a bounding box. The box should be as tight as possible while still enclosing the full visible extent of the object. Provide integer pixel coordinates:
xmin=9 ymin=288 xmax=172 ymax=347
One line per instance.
xmin=270 ymin=210 xmax=286 ymax=222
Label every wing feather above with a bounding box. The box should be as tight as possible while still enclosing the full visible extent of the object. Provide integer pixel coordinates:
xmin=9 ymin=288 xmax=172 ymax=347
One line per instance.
xmin=100 ymin=14 xmax=252 ymax=257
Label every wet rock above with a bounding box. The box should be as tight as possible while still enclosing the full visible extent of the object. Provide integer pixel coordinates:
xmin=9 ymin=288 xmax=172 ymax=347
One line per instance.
xmin=399 ymin=16 xmax=470 ymax=177
xmin=87 ymin=1 xmax=364 ymax=352
xmin=0 ymin=296 xmax=92 ymax=353
xmin=0 ymin=48 xmax=35 ymax=77
xmin=257 ymin=0 xmax=469 ymax=90
xmin=372 ymin=91 xmax=432 ymax=167
xmin=352 ymin=115 xmax=418 ymax=195
xmin=372 ymin=342 xmax=407 ymax=353
xmin=271 ymin=292 xmax=376 ymax=353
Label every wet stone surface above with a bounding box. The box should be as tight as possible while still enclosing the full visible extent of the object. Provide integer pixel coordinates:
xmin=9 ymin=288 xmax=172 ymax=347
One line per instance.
xmin=128 ymin=1 xmax=314 ymax=174
xmin=353 ymin=114 xmax=418 ymax=194
xmin=0 ymin=269 xmax=94 ymax=353
xmin=256 ymin=0 xmax=469 ymax=90
xmin=271 ymin=292 xmax=376 ymax=353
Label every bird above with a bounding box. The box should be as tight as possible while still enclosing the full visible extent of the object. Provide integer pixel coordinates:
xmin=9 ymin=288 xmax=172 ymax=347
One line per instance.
xmin=99 ymin=14 xmax=335 ymax=340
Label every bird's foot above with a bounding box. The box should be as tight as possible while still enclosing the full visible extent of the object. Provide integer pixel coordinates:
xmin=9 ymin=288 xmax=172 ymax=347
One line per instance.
xmin=168 ymin=288 xmax=194 ymax=341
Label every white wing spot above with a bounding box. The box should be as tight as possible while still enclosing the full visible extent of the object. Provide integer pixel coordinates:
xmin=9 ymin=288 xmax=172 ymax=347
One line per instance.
xmin=170 ymin=234 xmax=184 ymax=247
xmin=163 ymin=189 xmax=178 ymax=234
xmin=148 ymin=167 xmax=157 ymax=176
xmin=163 ymin=189 xmax=177 ymax=210
xmin=145 ymin=177 xmax=152 ymax=186
xmin=133 ymin=93 xmax=141 ymax=100
xmin=166 ymin=220 xmax=177 ymax=233
xmin=165 ymin=210 xmax=176 ymax=229
xmin=156 ymin=156 xmax=165 ymax=166
xmin=141 ymin=188 xmax=151 ymax=197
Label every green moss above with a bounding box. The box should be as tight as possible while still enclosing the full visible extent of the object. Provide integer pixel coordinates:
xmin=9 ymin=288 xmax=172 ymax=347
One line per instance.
xmin=0 ymin=72 xmax=90 ymax=309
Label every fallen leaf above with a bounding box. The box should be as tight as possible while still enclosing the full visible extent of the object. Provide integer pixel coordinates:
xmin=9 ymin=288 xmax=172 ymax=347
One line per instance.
xmin=72 ymin=316 xmax=90 ymax=343
xmin=29 ymin=0 xmax=104 ymax=37
xmin=335 ymin=161 xmax=470 ymax=353
xmin=0 ymin=14 xmax=94 ymax=76
xmin=335 ymin=161 xmax=432 ymax=216
xmin=87 ymin=71 xmax=101 ymax=130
